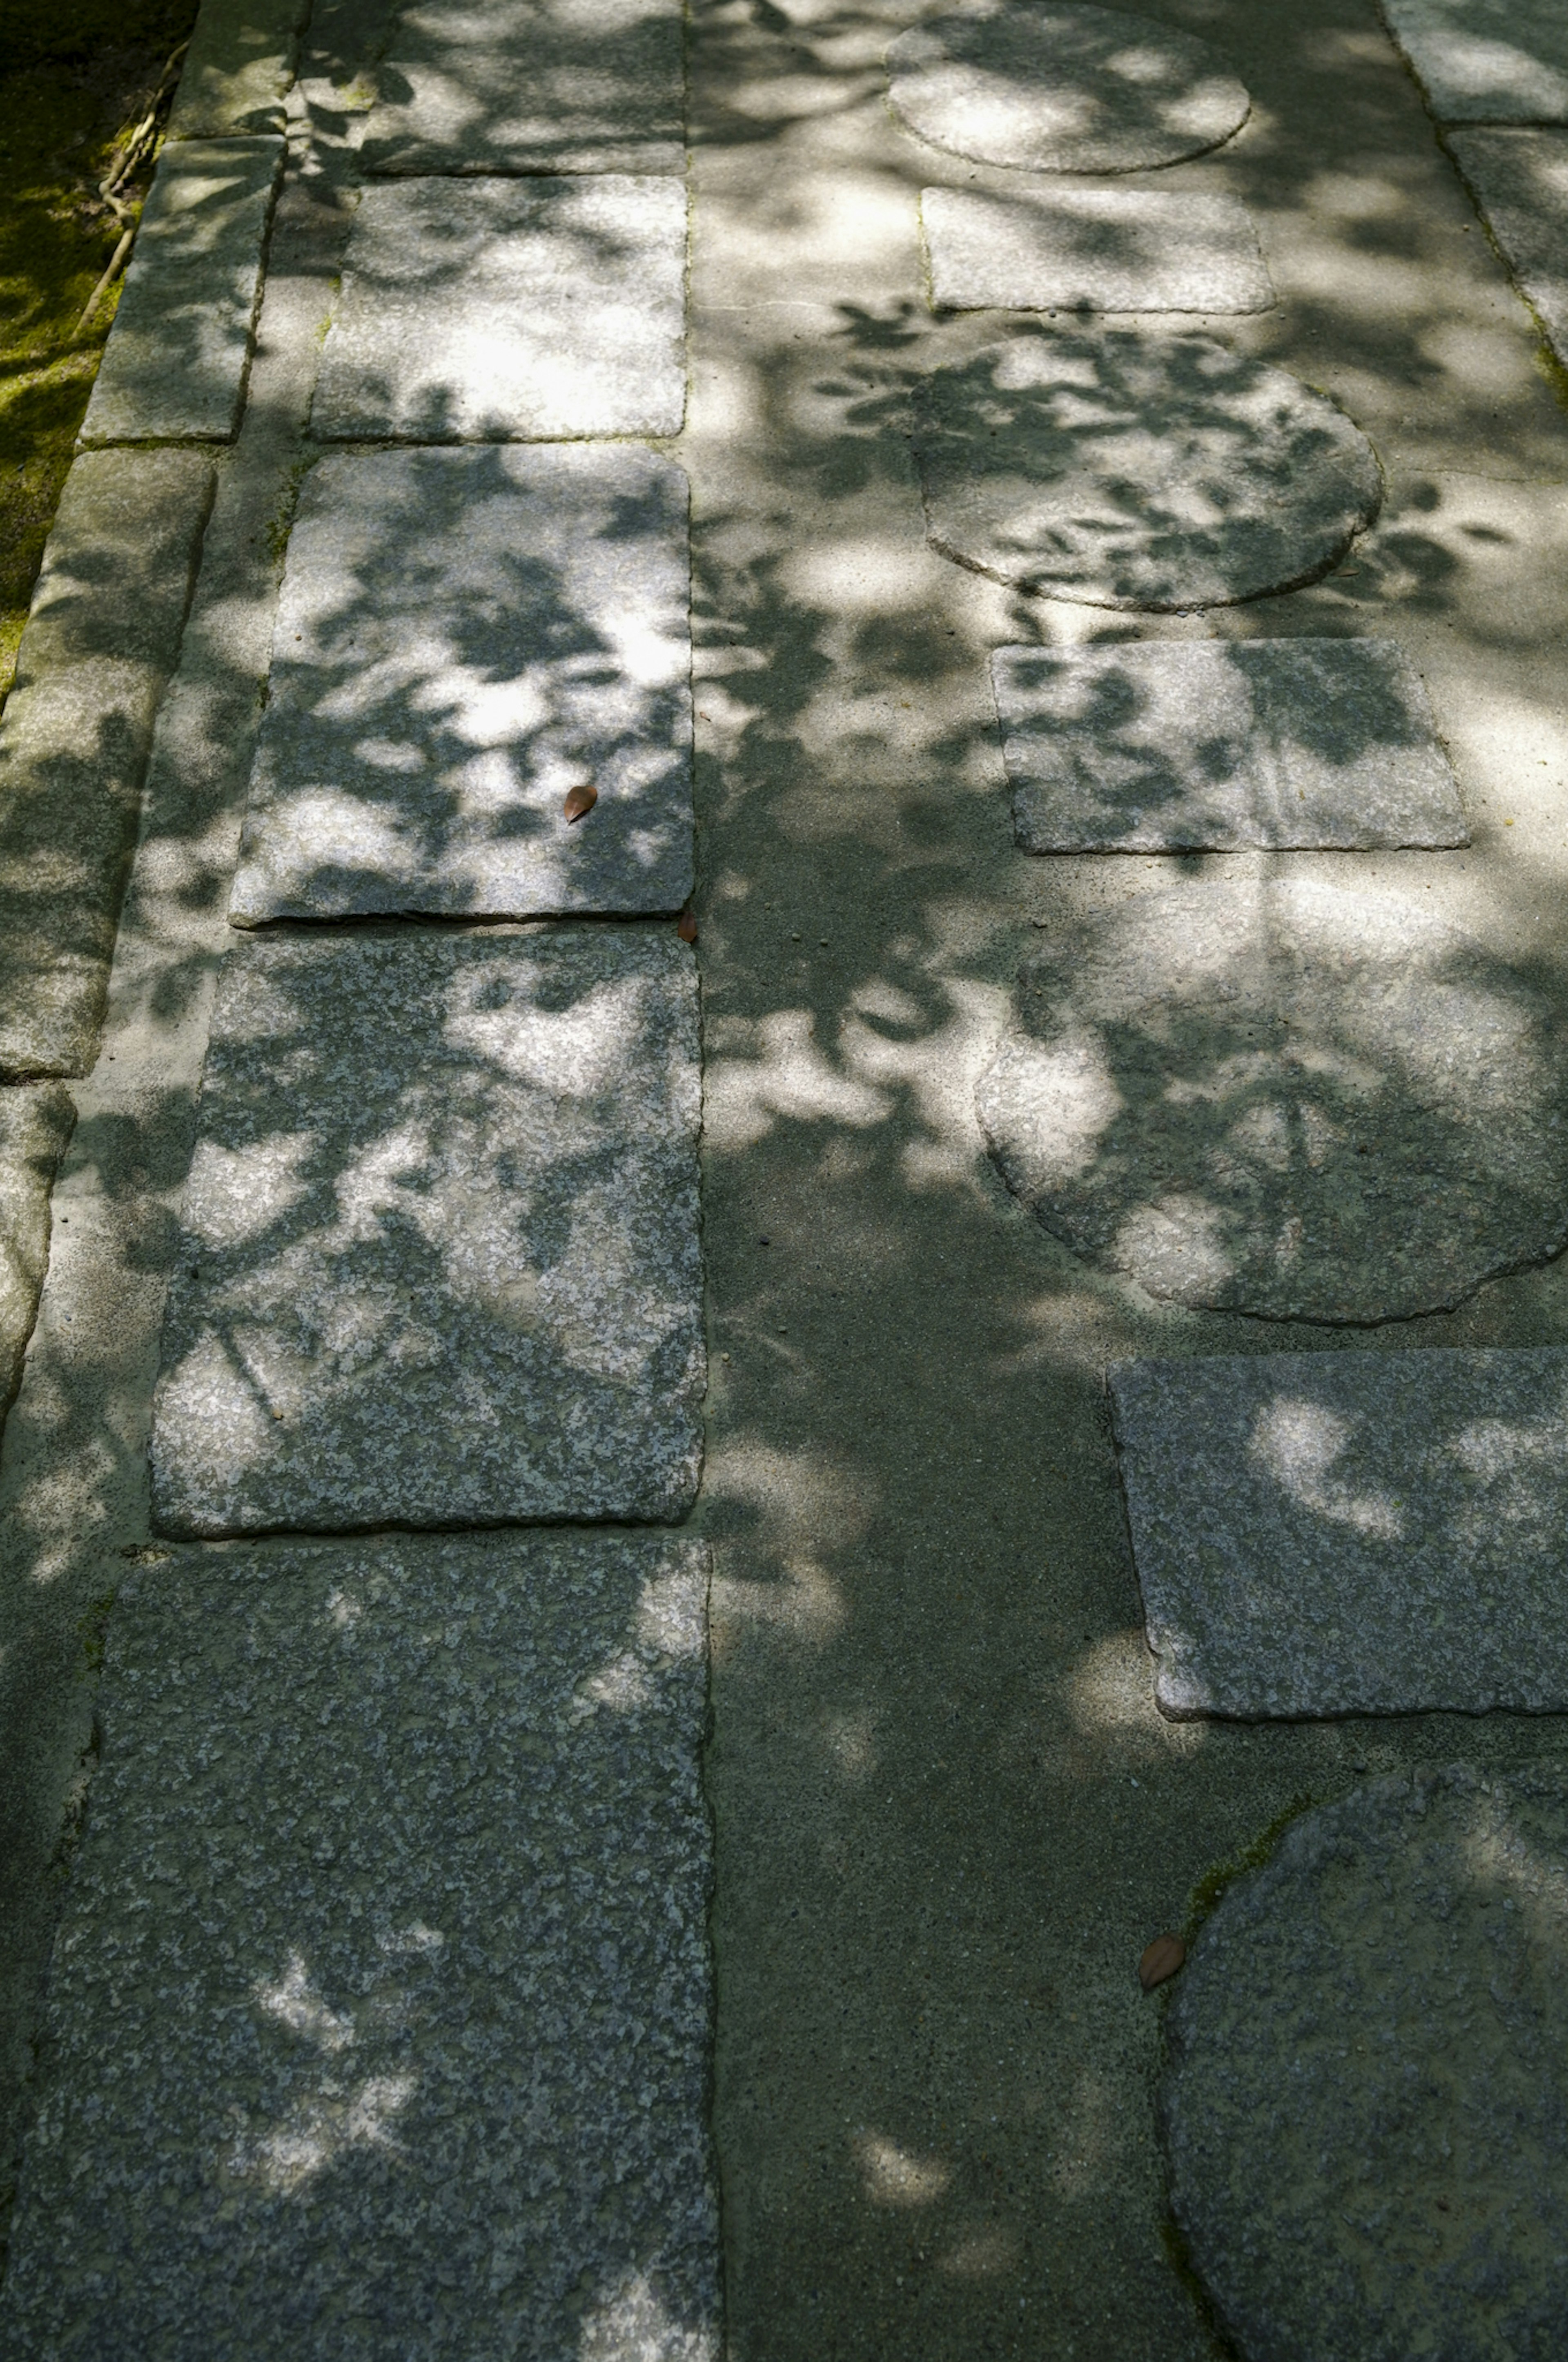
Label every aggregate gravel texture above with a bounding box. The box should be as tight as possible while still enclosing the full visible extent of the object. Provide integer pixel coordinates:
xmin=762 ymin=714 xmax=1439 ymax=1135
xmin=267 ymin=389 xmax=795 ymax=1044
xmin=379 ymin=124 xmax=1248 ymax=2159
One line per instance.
xmin=150 ymin=925 xmax=704 ymax=1537
xmin=885 ymin=0 xmax=1250 ymax=173
xmin=1110 ymin=1347 xmax=1568 ymax=1717
xmin=1378 ymin=0 xmax=1568 ymax=124
xmin=79 ymin=139 xmax=285 ymax=446
xmin=921 ymin=185 xmax=1272 ymax=314
xmin=1163 ymin=1766 xmax=1568 ymax=2362
xmin=311 ymin=176 xmax=688 ymax=442
xmin=230 ymin=446 xmax=693 ymax=923
xmin=165 ymin=0 xmax=311 ymax=139
xmin=0 ymin=1530 xmax=719 ymax=2362
xmin=993 ymin=637 xmax=1466 ymax=852
xmin=0 ymin=1085 xmax=74 ymax=1422
xmin=362 ymin=0 xmax=686 ymax=176
xmin=1444 ymin=129 xmax=1568 ymax=372
xmin=913 ymin=330 xmax=1382 ymax=608
xmin=975 ymin=872 xmax=1568 ymax=1321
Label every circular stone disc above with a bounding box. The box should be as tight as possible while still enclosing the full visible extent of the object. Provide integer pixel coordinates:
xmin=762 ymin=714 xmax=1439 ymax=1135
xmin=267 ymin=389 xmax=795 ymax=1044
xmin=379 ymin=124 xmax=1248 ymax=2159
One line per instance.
xmin=1164 ymin=1768 xmax=1568 ymax=2362
xmin=975 ymin=874 xmax=1568 ymax=1322
xmin=913 ymin=332 xmax=1383 ymax=610
xmin=886 ymin=1 xmax=1249 ymax=172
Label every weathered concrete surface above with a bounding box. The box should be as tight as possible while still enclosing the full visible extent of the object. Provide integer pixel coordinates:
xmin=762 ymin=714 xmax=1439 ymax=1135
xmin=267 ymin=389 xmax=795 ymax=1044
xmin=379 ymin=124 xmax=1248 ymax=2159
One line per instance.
xmin=913 ymin=331 xmax=1382 ymax=607
xmin=1111 ymin=1347 xmax=1568 ymax=1716
xmin=312 ymin=175 xmax=688 ymax=442
xmin=0 ymin=448 xmax=213 ymax=1079
xmin=886 ymin=2 xmax=1249 ymax=173
xmin=1165 ymin=1767 xmax=1568 ymax=2362
xmin=1446 ymin=129 xmax=1568 ymax=370
xmin=922 ymin=185 xmax=1273 ymax=315
xmin=79 ymin=138 xmax=285 ymax=445
xmin=995 ymin=637 xmax=1466 ymax=852
xmin=362 ymin=0 xmax=686 ymax=176
xmin=0 ymin=1530 xmax=719 ymax=2362
xmin=1379 ymin=0 xmax=1568 ymax=124
xmin=165 ymin=0 xmax=311 ymax=140
xmin=0 ymin=1088 xmax=74 ymax=1424
xmin=230 ymin=444 xmax=694 ymax=922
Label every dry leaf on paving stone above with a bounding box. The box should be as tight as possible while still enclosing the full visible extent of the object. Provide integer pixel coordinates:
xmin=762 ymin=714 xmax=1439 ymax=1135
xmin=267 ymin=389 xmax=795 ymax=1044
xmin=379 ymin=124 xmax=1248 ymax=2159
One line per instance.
xmin=563 ymin=781 xmax=597 ymax=823
xmin=1139 ymin=1933 xmax=1185 ymax=1991
xmin=677 ymin=909 xmax=697 ymax=943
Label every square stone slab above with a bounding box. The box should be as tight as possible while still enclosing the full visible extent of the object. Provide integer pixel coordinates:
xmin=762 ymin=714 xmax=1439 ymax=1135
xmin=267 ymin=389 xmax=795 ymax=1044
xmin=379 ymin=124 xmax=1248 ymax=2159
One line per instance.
xmin=79 ymin=138 xmax=284 ymax=445
xmin=0 ymin=1531 xmax=719 ymax=2359
xmin=994 ymin=638 xmax=1467 ymax=852
xmin=311 ymin=176 xmax=688 ymax=442
xmin=922 ymin=187 xmax=1272 ymax=314
xmin=1110 ymin=1347 xmax=1568 ymax=1717
xmin=361 ymin=0 xmax=685 ymax=175
xmin=1379 ymin=0 xmax=1568 ymax=123
xmin=229 ymin=446 xmax=693 ymax=923
xmin=1445 ymin=129 xmax=1568 ymax=370
xmin=150 ymin=925 xmax=704 ymax=1537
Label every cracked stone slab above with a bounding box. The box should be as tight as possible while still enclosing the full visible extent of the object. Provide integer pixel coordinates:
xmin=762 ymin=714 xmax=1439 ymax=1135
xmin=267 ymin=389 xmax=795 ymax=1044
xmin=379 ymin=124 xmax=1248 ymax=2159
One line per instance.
xmin=78 ymin=138 xmax=284 ymax=445
xmin=0 ymin=1530 xmax=719 ymax=2361
xmin=1445 ymin=129 xmax=1568 ymax=370
xmin=1110 ymin=1347 xmax=1568 ymax=1717
xmin=311 ymin=176 xmax=688 ymax=442
xmin=230 ymin=445 xmax=693 ymax=923
xmin=1164 ymin=1766 xmax=1568 ymax=2361
xmin=0 ymin=1086 xmax=74 ymax=1422
xmin=150 ymin=924 xmax=704 ymax=1537
xmin=165 ymin=0 xmax=310 ymax=138
xmin=886 ymin=0 xmax=1249 ymax=172
xmin=913 ymin=331 xmax=1381 ymax=609
xmin=0 ymin=448 xmax=214 ymax=1078
xmin=994 ymin=638 xmax=1466 ymax=852
xmin=362 ymin=0 xmax=685 ymax=175
xmin=1378 ymin=0 xmax=1568 ymax=123
xmin=922 ymin=186 xmax=1272 ymax=314
xmin=976 ymin=872 xmax=1568 ymax=1322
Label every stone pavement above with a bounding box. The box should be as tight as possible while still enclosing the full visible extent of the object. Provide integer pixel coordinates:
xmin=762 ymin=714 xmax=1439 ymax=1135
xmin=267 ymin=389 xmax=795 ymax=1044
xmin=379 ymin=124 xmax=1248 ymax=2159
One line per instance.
xmin=4 ymin=0 xmax=1568 ymax=2355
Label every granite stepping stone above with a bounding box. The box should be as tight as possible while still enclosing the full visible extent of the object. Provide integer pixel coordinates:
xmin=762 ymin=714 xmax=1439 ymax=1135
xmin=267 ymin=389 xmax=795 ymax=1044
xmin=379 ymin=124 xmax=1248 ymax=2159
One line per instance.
xmin=310 ymin=176 xmax=688 ymax=443
xmin=1164 ymin=1767 xmax=1568 ymax=2362
xmin=922 ymin=186 xmax=1272 ymax=314
xmin=362 ymin=0 xmax=686 ymax=176
xmin=164 ymin=0 xmax=310 ymax=139
xmin=229 ymin=446 xmax=692 ymax=924
xmin=886 ymin=0 xmax=1249 ymax=173
xmin=913 ymin=331 xmax=1381 ymax=609
xmin=1111 ymin=1347 xmax=1568 ymax=1717
xmin=0 ymin=1086 xmax=74 ymax=1422
xmin=994 ymin=638 xmax=1466 ymax=852
xmin=1378 ymin=0 xmax=1568 ymax=123
xmin=150 ymin=924 xmax=704 ymax=1537
xmin=1445 ymin=129 xmax=1568 ymax=370
xmin=976 ymin=872 xmax=1568 ymax=1322
xmin=0 ymin=1530 xmax=719 ymax=2361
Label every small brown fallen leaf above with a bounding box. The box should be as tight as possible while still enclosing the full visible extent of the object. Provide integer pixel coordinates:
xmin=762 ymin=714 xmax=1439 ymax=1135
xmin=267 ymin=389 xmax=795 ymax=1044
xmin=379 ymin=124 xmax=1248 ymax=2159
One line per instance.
xmin=563 ymin=781 xmax=597 ymax=823
xmin=1138 ymin=1933 xmax=1185 ymax=1992
xmin=677 ymin=907 xmax=698 ymax=944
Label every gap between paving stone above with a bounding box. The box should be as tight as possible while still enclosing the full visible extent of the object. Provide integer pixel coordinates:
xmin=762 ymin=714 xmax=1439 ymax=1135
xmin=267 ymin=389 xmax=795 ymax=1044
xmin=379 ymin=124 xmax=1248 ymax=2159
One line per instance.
xmin=1443 ymin=128 xmax=1568 ymax=374
xmin=921 ymin=185 xmax=1273 ymax=315
xmin=1376 ymin=0 xmax=1568 ymax=125
xmin=166 ymin=0 xmax=313 ymax=141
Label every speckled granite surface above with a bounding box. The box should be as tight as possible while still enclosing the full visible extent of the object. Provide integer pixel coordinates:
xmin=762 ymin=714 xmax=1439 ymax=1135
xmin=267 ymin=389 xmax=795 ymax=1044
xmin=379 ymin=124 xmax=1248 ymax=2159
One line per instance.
xmin=1379 ymin=0 xmax=1568 ymax=123
xmin=922 ymin=187 xmax=1272 ymax=314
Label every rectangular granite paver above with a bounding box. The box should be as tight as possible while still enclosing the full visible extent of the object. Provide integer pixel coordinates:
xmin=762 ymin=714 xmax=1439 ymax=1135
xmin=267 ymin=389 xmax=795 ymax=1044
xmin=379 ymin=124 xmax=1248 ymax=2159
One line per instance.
xmin=361 ymin=0 xmax=686 ymax=175
xmin=0 ymin=1531 xmax=719 ymax=2361
xmin=230 ymin=445 xmax=693 ymax=922
xmin=1111 ymin=1347 xmax=1568 ymax=1718
xmin=0 ymin=1086 xmax=74 ymax=1421
xmin=78 ymin=138 xmax=285 ymax=445
xmin=922 ymin=187 xmax=1273 ymax=314
xmin=1378 ymin=0 xmax=1568 ymax=123
xmin=1445 ymin=129 xmax=1568 ymax=368
xmin=311 ymin=176 xmax=688 ymax=442
xmin=150 ymin=924 xmax=704 ymax=1536
xmin=165 ymin=0 xmax=310 ymax=138
xmin=994 ymin=638 xmax=1467 ymax=853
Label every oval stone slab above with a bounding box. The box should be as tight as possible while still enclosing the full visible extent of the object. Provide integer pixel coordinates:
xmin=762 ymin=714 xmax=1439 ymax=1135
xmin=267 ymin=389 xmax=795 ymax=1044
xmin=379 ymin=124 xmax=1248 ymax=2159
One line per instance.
xmin=1164 ymin=1768 xmax=1568 ymax=2362
xmin=914 ymin=331 xmax=1382 ymax=609
xmin=886 ymin=0 xmax=1249 ymax=172
xmin=975 ymin=874 xmax=1568 ymax=1322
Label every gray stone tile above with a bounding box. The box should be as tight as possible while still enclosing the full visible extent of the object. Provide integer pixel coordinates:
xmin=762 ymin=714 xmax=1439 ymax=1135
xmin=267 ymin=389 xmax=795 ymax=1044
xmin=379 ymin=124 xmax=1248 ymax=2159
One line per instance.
xmin=0 ymin=1529 xmax=718 ymax=2361
xmin=230 ymin=445 xmax=693 ymax=923
xmin=1446 ymin=128 xmax=1568 ymax=369
xmin=887 ymin=1 xmax=1249 ymax=172
xmin=311 ymin=176 xmax=688 ymax=442
xmin=976 ymin=873 xmax=1568 ymax=1321
xmin=0 ymin=449 xmax=214 ymax=1079
xmin=922 ymin=186 xmax=1272 ymax=314
xmin=1111 ymin=1347 xmax=1568 ymax=1717
xmin=0 ymin=1086 xmax=74 ymax=1422
xmin=914 ymin=330 xmax=1381 ymax=609
xmin=165 ymin=0 xmax=310 ymax=139
xmin=150 ymin=924 xmax=704 ymax=1537
xmin=995 ymin=638 xmax=1466 ymax=852
xmin=362 ymin=0 xmax=685 ymax=175
xmin=1165 ymin=1767 xmax=1568 ymax=2360
xmin=1379 ymin=0 xmax=1568 ymax=123
xmin=79 ymin=138 xmax=285 ymax=446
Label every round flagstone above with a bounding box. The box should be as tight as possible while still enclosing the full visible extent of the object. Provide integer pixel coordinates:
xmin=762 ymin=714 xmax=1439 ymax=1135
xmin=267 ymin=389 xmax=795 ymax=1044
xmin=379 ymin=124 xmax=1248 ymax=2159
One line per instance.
xmin=913 ymin=331 xmax=1382 ymax=610
xmin=886 ymin=1 xmax=1249 ymax=173
xmin=975 ymin=873 xmax=1568 ymax=1322
xmin=1163 ymin=1767 xmax=1568 ymax=2362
